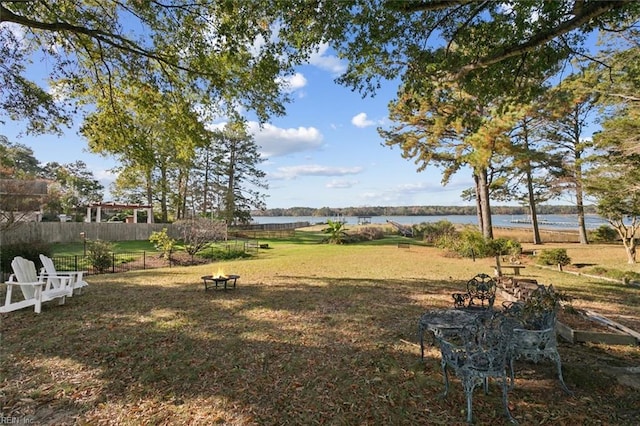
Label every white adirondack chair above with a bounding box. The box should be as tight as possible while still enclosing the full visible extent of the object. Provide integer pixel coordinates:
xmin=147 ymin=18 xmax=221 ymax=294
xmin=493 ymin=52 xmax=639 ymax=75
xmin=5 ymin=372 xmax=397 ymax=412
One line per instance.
xmin=1 ymin=256 xmax=72 ymax=314
xmin=39 ymin=254 xmax=88 ymax=295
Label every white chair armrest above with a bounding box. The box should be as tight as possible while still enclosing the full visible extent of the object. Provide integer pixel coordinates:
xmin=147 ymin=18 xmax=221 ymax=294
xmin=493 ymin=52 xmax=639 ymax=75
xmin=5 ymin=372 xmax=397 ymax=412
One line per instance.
xmin=4 ymin=280 xmax=45 ymax=288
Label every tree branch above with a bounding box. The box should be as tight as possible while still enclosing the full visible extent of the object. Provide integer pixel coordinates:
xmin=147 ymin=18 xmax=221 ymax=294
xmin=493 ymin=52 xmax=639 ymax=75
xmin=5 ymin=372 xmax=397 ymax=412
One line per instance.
xmin=455 ymin=0 xmax=632 ymax=77
xmin=0 ymin=4 xmax=220 ymax=79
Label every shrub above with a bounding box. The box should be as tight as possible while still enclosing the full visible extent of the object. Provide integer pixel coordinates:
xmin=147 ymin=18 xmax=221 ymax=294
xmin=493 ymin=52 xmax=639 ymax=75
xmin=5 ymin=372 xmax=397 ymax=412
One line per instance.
xmin=589 ymin=225 xmax=618 ymax=243
xmin=436 ymin=227 xmax=488 ymax=258
xmin=350 ymin=226 xmax=386 ymax=242
xmin=414 ymin=220 xmax=458 ymax=244
xmin=0 ymin=241 xmax=52 ymax=276
xmin=323 ymin=220 xmax=349 ymax=244
xmin=435 ymin=227 xmax=521 ymax=260
xmin=588 ymin=266 xmax=640 ymax=283
xmin=537 ymin=248 xmax=571 ymax=269
xmin=87 ymin=239 xmax=114 ymax=273
xmin=489 ymin=238 xmax=522 ymax=257
xmin=149 ymin=228 xmax=175 ymax=258
xmin=198 ymin=247 xmax=250 ymax=261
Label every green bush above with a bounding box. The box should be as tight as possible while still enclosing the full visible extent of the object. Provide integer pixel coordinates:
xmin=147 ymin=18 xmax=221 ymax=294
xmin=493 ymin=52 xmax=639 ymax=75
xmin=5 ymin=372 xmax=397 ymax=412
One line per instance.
xmin=537 ymin=248 xmax=571 ymax=267
xmin=489 ymin=238 xmax=522 ymax=257
xmin=198 ymin=247 xmax=250 ymax=261
xmin=436 ymin=227 xmax=485 ymax=258
xmin=414 ymin=220 xmax=458 ymax=244
xmin=323 ymin=220 xmax=349 ymax=244
xmin=149 ymin=228 xmax=175 ymax=258
xmin=589 ymin=225 xmax=618 ymax=243
xmin=435 ymin=227 xmax=521 ymax=260
xmin=1 ymin=241 xmax=52 ymax=275
xmin=588 ymin=266 xmax=640 ymax=283
xmin=87 ymin=239 xmax=114 ymax=273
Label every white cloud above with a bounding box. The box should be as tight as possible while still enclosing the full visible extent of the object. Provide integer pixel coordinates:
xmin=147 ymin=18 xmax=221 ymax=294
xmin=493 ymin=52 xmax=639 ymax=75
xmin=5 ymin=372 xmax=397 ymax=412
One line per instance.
xmin=351 ymin=112 xmax=375 ymax=128
xmin=326 ymin=179 xmax=359 ymax=189
xmin=269 ymin=164 xmax=363 ymax=180
xmin=248 ymin=122 xmax=324 ymax=158
xmin=359 ymin=181 xmax=463 ymax=205
xmin=308 ymin=43 xmax=346 ymax=75
xmin=277 ymin=72 xmax=307 ymax=93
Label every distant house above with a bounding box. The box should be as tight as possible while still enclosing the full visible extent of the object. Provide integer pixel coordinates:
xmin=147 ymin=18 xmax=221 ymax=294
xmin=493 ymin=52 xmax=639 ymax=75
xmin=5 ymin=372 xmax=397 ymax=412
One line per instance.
xmin=0 ymin=179 xmax=48 ymax=223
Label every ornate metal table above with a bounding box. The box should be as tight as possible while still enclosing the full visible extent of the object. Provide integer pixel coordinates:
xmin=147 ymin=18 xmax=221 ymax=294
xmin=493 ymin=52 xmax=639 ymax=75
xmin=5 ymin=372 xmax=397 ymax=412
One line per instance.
xmin=418 ymin=308 xmax=486 ymax=359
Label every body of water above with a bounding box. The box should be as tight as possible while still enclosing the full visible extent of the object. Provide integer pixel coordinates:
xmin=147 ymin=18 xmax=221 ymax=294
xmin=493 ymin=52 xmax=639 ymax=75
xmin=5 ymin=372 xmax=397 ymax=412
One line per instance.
xmin=251 ymin=214 xmax=609 ymax=230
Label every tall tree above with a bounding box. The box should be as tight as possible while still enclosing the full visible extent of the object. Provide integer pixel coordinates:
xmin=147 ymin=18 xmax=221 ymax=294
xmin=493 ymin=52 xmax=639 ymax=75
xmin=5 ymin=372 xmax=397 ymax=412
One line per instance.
xmin=40 ymin=161 xmax=104 ymax=218
xmin=207 ymin=120 xmax=268 ymax=225
xmin=80 ymin=81 xmax=207 ymax=222
xmin=542 ymin=73 xmax=600 ymax=244
xmin=380 ymin=81 xmax=520 ymax=238
xmin=0 ymin=136 xmax=42 ymax=178
xmin=586 ymin=42 xmax=640 ymax=263
xmin=587 ymin=110 xmax=640 ymax=263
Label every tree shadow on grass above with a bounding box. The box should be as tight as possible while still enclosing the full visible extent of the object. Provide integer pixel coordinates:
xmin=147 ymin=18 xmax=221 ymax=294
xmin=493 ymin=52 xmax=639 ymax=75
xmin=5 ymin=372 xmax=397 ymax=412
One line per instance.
xmin=1 ymin=273 xmax=639 ymax=425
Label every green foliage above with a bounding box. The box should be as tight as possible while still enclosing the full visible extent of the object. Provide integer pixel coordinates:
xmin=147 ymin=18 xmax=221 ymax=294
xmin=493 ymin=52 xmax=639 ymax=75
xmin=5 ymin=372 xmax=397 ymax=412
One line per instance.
xmin=436 ymin=227 xmax=520 ymax=259
xmin=323 ymin=220 xmax=349 ymax=244
xmin=149 ymin=228 xmax=176 ymax=259
xmin=589 ymin=225 xmax=619 ymax=243
xmin=0 ymin=241 xmax=52 ymax=275
xmin=537 ymin=249 xmax=571 ymax=267
xmin=413 ymin=220 xmax=457 ymax=244
xmin=87 ymin=239 xmax=114 ymax=273
xmin=198 ymin=248 xmax=251 ymax=261
xmin=588 ymin=266 xmax=640 ymax=283
xmin=488 ymin=238 xmax=522 ymax=257
xmin=436 ymin=227 xmax=485 ymax=258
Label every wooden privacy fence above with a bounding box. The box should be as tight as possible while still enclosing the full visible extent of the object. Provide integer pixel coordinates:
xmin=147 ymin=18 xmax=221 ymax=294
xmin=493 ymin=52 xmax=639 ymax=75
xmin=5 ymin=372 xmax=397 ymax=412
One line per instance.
xmin=1 ymin=222 xmax=177 ymax=245
xmin=1 ymin=221 xmax=310 ymax=245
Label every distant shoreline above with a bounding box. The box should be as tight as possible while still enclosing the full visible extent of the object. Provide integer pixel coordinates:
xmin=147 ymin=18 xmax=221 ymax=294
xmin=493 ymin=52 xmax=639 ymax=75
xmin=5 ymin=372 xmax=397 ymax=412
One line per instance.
xmin=250 ymin=214 xmax=607 ymax=231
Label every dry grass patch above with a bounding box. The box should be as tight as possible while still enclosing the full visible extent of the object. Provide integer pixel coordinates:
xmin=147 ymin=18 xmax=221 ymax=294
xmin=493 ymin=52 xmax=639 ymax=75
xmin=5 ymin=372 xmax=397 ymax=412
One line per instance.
xmin=1 ymin=242 xmax=639 ymax=425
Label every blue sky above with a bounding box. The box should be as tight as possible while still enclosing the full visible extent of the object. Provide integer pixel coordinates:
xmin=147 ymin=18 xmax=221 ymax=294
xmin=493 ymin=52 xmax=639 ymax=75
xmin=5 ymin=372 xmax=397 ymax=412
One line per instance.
xmin=3 ymin=43 xmax=474 ymax=209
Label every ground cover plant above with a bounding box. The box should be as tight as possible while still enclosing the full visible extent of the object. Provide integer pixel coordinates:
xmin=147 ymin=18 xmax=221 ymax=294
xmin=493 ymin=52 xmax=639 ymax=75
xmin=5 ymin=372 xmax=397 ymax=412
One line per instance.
xmin=1 ymin=229 xmax=639 ymax=424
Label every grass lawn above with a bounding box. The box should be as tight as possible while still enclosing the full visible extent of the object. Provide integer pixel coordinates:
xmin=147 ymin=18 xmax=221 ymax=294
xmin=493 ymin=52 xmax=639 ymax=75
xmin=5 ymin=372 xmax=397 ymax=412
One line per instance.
xmin=1 ymin=229 xmax=639 ymax=425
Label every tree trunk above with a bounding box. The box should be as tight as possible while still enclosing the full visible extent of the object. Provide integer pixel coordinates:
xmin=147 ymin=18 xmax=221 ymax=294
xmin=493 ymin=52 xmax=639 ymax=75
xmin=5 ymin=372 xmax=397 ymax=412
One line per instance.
xmin=624 ymin=239 xmax=637 ymax=264
xmin=203 ymin=151 xmax=210 ymax=217
xmin=473 ymin=173 xmax=484 ymax=236
xmin=611 ymin=220 xmax=637 ymax=264
xmin=525 ymin=167 xmax=542 ymax=245
xmin=476 ymin=167 xmax=493 ymax=239
xmin=575 ymin=178 xmax=589 ymax=244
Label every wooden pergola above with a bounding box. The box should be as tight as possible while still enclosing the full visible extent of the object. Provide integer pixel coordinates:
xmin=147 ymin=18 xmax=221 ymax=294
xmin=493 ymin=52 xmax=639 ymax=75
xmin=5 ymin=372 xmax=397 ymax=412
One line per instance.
xmin=85 ymin=202 xmax=153 ymax=223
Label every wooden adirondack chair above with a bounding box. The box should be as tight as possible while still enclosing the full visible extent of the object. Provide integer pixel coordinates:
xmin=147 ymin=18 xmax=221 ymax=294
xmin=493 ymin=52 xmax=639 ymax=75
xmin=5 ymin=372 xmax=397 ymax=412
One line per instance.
xmin=39 ymin=254 xmax=88 ymax=295
xmin=1 ymin=256 xmax=73 ymax=314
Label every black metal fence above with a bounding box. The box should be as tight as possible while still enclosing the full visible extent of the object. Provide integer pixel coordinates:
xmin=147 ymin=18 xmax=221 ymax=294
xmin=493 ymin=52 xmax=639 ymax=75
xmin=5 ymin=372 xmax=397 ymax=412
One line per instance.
xmin=51 ymin=240 xmax=254 ymax=276
xmin=1 ymin=239 xmax=260 ymax=280
xmin=52 ymin=252 xmax=177 ymax=276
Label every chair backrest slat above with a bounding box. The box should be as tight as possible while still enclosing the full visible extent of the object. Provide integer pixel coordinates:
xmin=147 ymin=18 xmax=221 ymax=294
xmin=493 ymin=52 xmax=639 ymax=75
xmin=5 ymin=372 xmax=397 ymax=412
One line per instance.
xmin=10 ymin=257 xmax=40 ymax=299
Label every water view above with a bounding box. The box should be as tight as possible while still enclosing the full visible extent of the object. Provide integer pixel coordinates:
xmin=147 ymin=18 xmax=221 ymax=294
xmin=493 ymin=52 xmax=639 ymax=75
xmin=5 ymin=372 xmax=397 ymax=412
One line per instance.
xmin=251 ymin=214 xmax=609 ymax=230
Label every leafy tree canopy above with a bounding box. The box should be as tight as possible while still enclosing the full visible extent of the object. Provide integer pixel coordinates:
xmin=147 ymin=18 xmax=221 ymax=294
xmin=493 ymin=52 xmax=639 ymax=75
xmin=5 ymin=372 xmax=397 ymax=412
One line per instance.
xmin=318 ymin=1 xmax=640 ymax=101
xmin=1 ymin=0 xmax=313 ymax=134
xmin=4 ymin=1 xmax=638 ymax=137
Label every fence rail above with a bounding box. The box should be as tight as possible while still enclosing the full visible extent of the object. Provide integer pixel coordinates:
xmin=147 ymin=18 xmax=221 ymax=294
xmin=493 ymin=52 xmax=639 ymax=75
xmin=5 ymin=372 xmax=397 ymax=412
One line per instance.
xmin=52 ymin=252 xmax=171 ymax=276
